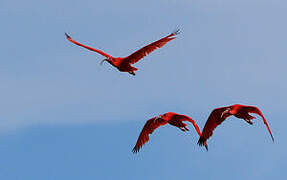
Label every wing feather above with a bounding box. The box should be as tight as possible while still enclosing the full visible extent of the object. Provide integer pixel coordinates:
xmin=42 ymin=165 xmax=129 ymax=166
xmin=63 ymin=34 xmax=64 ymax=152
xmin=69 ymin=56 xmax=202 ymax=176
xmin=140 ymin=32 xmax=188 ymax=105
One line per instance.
xmin=178 ymin=114 xmax=209 ymax=150
xmin=174 ymin=114 xmax=202 ymax=137
xmin=65 ymin=33 xmax=112 ymax=58
xmin=124 ymin=31 xmax=179 ymax=64
xmin=198 ymin=107 xmax=231 ymax=147
xmin=243 ymin=106 xmax=274 ymax=141
xmin=132 ymin=118 xmax=167 ymax=153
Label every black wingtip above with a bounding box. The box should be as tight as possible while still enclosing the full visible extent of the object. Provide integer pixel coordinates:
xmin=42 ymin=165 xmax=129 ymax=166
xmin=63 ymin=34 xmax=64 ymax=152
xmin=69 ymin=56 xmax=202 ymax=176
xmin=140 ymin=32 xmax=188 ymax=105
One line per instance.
xmin=172 ymin=29 xmax=180 ymax=35
xmin=198 ymin=137 xmax=208 ymax=151
xmin=65 ymin=32 xmax=71 ymax=39
xmin=271 ymin=134 xmax=274 ymax=142
xmin=132 ymin=146 xmax=140 ymax=154
xmin=205 ymin=144 xmax=208 ymax=151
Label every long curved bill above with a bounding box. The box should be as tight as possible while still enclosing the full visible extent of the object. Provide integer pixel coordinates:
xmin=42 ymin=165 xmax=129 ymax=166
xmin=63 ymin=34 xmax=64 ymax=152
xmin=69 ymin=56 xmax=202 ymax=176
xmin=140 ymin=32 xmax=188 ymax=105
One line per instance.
xmin=100 ymin=59 xmax=107 ymax=65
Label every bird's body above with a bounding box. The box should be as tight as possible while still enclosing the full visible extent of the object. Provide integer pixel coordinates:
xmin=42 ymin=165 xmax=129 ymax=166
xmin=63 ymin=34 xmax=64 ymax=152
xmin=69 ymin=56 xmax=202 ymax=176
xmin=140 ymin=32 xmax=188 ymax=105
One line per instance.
xmin=198 ymin=104 xmax=274 ymax=148
xmin=65 ymin=30 xmax=179 ymax=75
xmin=102 ymin=57 xmax=138 ymax=75
xmin=133 ymin=112 xmax=206 ymax=153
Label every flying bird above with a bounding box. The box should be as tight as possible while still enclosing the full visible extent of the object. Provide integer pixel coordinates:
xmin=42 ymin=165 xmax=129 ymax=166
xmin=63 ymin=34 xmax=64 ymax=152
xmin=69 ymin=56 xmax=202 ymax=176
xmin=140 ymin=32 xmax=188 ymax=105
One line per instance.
xmin=198 ymin=104 xmax=274 ymax=149
xmin=65 ymin=30 xmax=180 ymax=75
xmin=133 ymin=112 xmax=206 ymax=153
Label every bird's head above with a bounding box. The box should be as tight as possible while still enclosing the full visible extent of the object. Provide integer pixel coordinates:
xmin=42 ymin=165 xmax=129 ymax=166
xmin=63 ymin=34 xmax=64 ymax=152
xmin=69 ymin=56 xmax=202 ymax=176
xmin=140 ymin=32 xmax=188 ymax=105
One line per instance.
xmin=100 ymin=57 xmax=118 ymax=67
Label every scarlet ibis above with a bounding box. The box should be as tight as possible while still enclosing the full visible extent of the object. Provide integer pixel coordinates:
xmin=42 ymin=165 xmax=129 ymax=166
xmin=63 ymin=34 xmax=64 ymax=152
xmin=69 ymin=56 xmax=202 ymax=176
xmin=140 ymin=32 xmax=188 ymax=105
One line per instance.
xmin=198 ymin=104 xmax=274 ymax=149
xmin=133 ymin=112 xmax=207 ymax=153
xmin=65 ymin=30 xmax=180 ymax=75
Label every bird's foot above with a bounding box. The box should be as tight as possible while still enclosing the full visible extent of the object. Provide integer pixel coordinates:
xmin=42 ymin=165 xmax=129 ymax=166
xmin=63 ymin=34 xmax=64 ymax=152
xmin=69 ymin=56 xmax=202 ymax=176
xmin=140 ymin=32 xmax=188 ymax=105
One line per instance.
xmin=246 ymin=119 xmax=253 ymax=125
xmin=180 ymin=127 xmax=188 ymax=132
xmin=129 ymin=71 xmax=136 ymax=76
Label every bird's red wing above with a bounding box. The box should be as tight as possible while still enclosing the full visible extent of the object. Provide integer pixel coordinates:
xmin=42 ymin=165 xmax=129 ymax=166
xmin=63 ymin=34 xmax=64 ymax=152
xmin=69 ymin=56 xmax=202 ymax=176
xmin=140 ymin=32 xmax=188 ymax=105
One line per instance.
xmin=124 ymin=31 xmax=178 ymax=64
xmin=244 ymin=106 xmax=274 ymax=141
xmin=132 ymin=118 xmax=168 ymax=153
xmin=65 ymin=33 xmax=112 ymax=58
xmin=180 ymin=115 xmax=211 ymax=150
xmin=178 ymin=115 xmax=202 ymax=137
xmin=198 ymin=107 xmax=231 ymax=147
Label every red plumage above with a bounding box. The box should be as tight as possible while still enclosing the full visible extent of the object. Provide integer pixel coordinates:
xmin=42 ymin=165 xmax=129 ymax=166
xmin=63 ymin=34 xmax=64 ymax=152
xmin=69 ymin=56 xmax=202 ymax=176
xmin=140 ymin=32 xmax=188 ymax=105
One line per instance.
xmin=198 ymin=104 xmax=274 ymax=149
xmin=133 ymin=112 xmax=206 ymax=153
xmin=65 ymin=30 xmax=179 ymax=75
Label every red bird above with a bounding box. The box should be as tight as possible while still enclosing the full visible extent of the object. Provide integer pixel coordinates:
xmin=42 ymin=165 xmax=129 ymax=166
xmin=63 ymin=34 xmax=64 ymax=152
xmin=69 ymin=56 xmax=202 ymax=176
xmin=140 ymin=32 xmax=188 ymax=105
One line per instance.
xmin=133 ymin=112 xmax=207 ymax=153
xmin=65 ymin=30 xmax=179 ymax=75
xmin=198 ymin=104 xmax=274 ymax=149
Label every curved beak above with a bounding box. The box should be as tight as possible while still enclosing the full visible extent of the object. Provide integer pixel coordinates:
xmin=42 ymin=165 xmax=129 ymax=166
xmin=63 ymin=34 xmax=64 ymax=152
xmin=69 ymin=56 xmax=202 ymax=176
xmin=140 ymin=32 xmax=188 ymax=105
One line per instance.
xmin=100 ymin=59 xmax=108 ymax=65
xmin=221 ymin=108 xmax=231 ymax=119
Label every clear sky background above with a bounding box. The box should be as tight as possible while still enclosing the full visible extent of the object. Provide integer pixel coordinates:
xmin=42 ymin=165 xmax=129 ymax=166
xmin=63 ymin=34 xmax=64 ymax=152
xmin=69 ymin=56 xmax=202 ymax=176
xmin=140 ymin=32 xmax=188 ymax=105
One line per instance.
xmin=0 ymin=0 xmax=286 ymax=179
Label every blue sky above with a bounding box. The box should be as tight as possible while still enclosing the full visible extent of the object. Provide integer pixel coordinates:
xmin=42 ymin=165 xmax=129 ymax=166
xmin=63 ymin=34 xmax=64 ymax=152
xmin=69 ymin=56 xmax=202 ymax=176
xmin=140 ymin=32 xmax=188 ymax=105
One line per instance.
xmin=0 ymin=0 xmax=286 ymax=179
